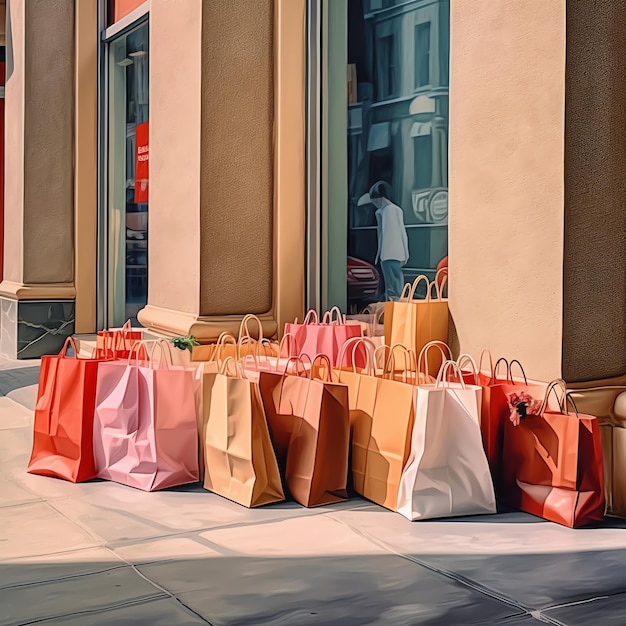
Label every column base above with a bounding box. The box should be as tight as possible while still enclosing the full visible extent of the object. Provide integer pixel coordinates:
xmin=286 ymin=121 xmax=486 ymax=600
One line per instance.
xmin=137 ymin=304 xmax=278 ymax=342
xmin=0 ymin=297 xmax=75 ymax=359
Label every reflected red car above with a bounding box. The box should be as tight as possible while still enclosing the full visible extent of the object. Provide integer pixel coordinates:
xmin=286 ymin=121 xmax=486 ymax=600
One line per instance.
xmin=347 ymin=256 xmax=380 ymax=305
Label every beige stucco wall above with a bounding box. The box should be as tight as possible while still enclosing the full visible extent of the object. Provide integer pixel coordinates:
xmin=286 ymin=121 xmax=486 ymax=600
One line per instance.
xmin=448 ymin=0 xmax=566 ymax=382
xmin=148 ymin=0 xmax=202 ymax=315
xmin=2 ymin=0 xmax=75 ymax=289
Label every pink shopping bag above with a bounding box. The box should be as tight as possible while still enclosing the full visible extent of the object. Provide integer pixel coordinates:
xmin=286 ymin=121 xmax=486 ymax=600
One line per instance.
xmin=283 ymin=307 xmax=364 ymax=368
xmin=92 ymin=340 xmax=200 ymax=491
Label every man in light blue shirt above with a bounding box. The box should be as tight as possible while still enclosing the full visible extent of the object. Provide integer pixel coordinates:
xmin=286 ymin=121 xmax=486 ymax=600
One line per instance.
xmin=360 ymin=181 xmax=410 ymax=301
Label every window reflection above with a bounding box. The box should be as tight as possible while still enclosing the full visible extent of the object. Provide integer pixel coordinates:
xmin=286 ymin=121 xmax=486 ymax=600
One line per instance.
xmin=347 ymin=0 xmax=449 ymax=311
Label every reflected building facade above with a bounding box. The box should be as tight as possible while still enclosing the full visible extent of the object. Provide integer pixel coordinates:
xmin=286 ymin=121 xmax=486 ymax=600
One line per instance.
xmin=347 ymin=0 xmax=449 ymax=307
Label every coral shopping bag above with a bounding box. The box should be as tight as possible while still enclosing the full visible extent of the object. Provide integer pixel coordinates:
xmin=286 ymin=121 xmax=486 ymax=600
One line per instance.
xmin=333 ymin=338 xmax=416 ymax=510
xmin=27 ymin=338 xmax=113 ymax=482
xmin=282 ymin=307 xmax=363 ymax=367
xmin=93 ymin=340 xmax=199 ymax=491
xmin=501 ymin=380 xmax=605 ymax=527
xmin=258 ymin=356 xmax=351 ymax=507
xmin=199 ymin=358 xmax=284 ymax=507
xmin=383 ymin=272 xmax=448 ymax=377
xmin=95 ymin=319 xmax=144 ymax=359
xmin=397 ymin=361 xmax=496 ymax=521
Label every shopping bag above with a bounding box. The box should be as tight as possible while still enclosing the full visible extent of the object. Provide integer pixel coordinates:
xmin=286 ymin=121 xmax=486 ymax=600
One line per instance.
xmin=478 ymin=356 xmax=547 ymax=485
xmin=238 ymin=333 xmax=310 ymax=382
xmin=397 ymin=360 xmax=496 ymax=521
xmin=346 ymin=303 xmax=385 ymax=337
xmin=27 ymin=338 xmax=112 ymax=482
xmin=200 ymin=358 xmax=284 ymax=507
xmin=258 ymin=355 xmax=351 ymax=507
xmin=93 ymin=340 xmax=199 ymax=491
xmin=191 ymin=315 xmax=280 ymax=363
xmin=383 ymin=272 xmax=448 ymax=377
xmin=333 ymin=338 xmax=416 ymax=510
xmin=501 ymin=379 xmax=605 ymax=527
xmin=95 ymin=319 xmax=144 ymax=359
xmin=283 ymin=307 xmax=363 ymax=367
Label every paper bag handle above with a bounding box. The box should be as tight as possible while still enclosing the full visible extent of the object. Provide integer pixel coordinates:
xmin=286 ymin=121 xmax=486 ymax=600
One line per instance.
xmin=337 ymin=336 xmax=377 ymax=375
xmin=417 ymin=340 xmax=451 ymax=376
xmin=435 ymin=360 xmax=467 ymax=389
xmin=311 ymin=354 xmax=333 ymax=382
xmin=457 ymin=353 xmax=478 ymax=377
xmin=239 ymin=314 xmax=264 ymax=340
xmin=302 ymin=309 xmax=319 ymax=325
xmin=406 ymin=275 xmax=431 ymax=301
xmin=321 ymin=306 xmax=344 ymax=325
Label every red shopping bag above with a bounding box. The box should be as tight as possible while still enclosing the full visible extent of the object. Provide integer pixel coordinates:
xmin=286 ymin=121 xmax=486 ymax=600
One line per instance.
xmin=501 ymin=380 xmax=605 ymax=527
xmin=475 ymin=355 xmax=547 ymax=485
xmin=95 ymin=320 xmax=144 ymax=359
xmin=27 ymin=338 xmax=114 ymax=482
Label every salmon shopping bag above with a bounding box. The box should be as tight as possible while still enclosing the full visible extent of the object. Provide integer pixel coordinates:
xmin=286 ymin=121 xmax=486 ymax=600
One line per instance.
xmin=27 ymin=338 xmax=114 ymax=482
xmin=258 ymin=355 xmax=351 ymax=507
xmin=333 ymin=338 xmax=416 ymax=510
xmin=95 ymin=319 xmax=144 ymax=359
xmin=501 ymin=379 xmax=605 ymax=527
xmin=396 ymin=360 xmax=496 ymax=521
xmin=92 ymin=340 xmax=199 ymax=491
xmin=383 ymin=272 xmax=448 ymax=377
xmin=282 ymin=307 xmax=364 ymax=367
xmin=199 ymin=357 xmax=284 ymax=507
xmin=238 ymin=333 xmax=310 ymax=382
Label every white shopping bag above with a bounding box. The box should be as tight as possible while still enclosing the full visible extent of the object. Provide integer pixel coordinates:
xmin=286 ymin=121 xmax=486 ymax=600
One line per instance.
xmin=397 ymin=360 xmax=496 ymax=521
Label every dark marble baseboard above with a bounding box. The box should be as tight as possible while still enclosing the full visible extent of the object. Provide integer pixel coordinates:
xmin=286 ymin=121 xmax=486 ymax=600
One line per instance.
xmin=0 ymin=298 xmax=75 ymax=359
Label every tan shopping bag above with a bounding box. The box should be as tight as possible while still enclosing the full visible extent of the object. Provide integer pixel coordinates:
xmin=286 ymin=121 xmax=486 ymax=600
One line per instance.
xmin=200 ymin=358 xmax=285 ymax=507
xmin=383 ymin=272 xmax=448 ymax=377
xmin=258 ymin=356 xmax=351 ymax=507
xmin=334 ymin=338 xmax=416 ymax=510
xmin=191 ymin=314 xmax=280 ymax=363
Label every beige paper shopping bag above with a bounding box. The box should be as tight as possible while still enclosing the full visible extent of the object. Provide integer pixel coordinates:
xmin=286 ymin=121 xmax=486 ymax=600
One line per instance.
xmin=200 ymin=358 xmax=284 ymax=507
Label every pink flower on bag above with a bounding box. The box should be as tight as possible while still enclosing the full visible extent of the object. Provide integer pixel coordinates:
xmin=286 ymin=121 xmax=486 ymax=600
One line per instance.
xmin=507 ymin=391 xmax=542 ymax=427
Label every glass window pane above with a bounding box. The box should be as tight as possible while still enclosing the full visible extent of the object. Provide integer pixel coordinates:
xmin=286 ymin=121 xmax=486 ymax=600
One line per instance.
xmin=107 ymin=22 xmax=149 ymax=327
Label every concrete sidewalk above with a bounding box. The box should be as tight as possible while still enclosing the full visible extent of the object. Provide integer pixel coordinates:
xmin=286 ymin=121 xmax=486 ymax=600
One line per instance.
xmin=1 ymin=365 xmax=626 ymax=625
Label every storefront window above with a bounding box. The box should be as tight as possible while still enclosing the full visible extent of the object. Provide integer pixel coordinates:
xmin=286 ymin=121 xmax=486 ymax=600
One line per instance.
xmin=107 ymin=22 xmax=149 ymax=326
xmin=317 ymin=0 xmax=450 ymax=312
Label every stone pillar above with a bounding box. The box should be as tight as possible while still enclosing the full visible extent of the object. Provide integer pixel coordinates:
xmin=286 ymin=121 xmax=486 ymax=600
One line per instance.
xmin=138 ymin=0 xmax=305 ymax=340
xmin=0 ymin=0 xmax=76 ymax=358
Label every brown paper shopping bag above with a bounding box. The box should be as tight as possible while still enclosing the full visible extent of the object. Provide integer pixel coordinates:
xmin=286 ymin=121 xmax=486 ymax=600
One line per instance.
xmin=258 ymin=356 xmax=350 ymax=507
xmin=383 ymin=272 xmax=448 ymax=377
xmin=200 ymin=358 xmax=284 ymax=507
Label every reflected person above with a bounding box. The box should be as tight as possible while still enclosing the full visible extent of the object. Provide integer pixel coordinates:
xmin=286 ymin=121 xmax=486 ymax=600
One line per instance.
xmin=360 ymin=181 xmax=409 ymax=301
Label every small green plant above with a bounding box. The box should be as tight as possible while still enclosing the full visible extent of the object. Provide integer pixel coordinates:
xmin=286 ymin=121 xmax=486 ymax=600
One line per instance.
xmin=170 ymin=334 xmax=200 ymax=353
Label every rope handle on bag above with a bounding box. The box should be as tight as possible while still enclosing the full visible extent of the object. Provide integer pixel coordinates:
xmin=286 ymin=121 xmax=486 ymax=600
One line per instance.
xmin=537 ymin=379 xmax=580 ymax=418
xmin=361 ymin=304 xmax=385 ymax=324
xmin=311 ymin=354 xmax=333 ymax=382
xmin=336 ymin=336 xmax=377 ymax=378
xmin=282 ymin=354 xmax=312 ymax=378
xmin=477 ymin=348 xmax=494 ymax=379
xmin=302 ymin=309 xmax=319 ymax=325
xmin=492 ymin=357 xmax=510 ymax=384
xmin=218 ymin=356 xmax=241 ymax=377
xmin=381 ymin=344 xmax=417 ymax=382
xmin=405 ymin=275 xmax=431 ymax=301
xmin=207 ymin=332 xmax=237 ymax=361
xmin=321 ymin=306 xmax=345 ymax=325
xmin=126 ymin=339 xmax=160 ymax=367
xmin=58 ymin=336 xmax=81 ymax=359
xmin=435 ymin=360 xmax=467 ymax=390
xmin=148 ymin=339 xmax=175 ymax=370
xmin=457 ymin=353 xmax=478 ymax=377
xmin=417 ymin=340 xmax=451 ymax=377
xmin=239 ymin=314 xmax=264 ymax=341
xmin=508 ymin=359 xmax=529 ymax=385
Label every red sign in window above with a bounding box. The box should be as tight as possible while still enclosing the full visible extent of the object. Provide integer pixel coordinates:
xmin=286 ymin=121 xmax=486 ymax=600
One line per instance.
xmin=109 ymin=0 xmax=146 ymax=25
xmin=134 ymin=121 xmax=149 ymax=204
